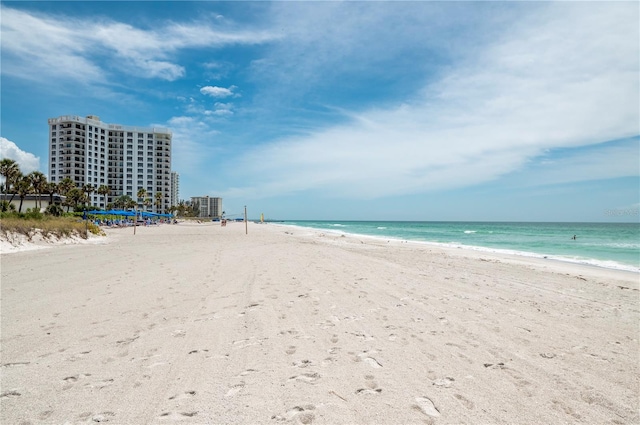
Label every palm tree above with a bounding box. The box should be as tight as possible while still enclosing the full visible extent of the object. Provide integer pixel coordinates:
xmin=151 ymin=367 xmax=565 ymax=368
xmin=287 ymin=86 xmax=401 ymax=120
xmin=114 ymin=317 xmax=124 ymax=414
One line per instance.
xmin=113 ymin=195 xmax=124 ymax=209
xmin=97 ymin=184 xmax=110 ymax=210
xmin=58 ymin=177 xmax=75 ymax=196
xmin=44 ymin=181 xmax=58 ymax=207
xmin=82 ymin=184 xmax=95 ymax=208
xmin=136 ymin=188 xmax=147 ymax=210
xmin=14 ymin=176 xmax=32 ymax=213
xmin=0 ymin=158 xmax=20 ymax=202
xmin=176 ymin=200 xmax=187 ymax=217
xmin=58 ymin=178 xmax=75 ymax=212
xmin=124 ymin=196 xmax=136 ymax=210
xmin=63 ymin=188 xmax=85 ymax=212
xmin=154 ymin=192 xmax=163 ymax=214
xmin=27 ymin=171 xmax=47 ymax=210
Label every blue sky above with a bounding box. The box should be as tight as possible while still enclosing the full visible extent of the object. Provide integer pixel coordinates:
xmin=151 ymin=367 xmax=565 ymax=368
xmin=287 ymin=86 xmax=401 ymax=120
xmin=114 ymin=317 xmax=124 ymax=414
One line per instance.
xmin=1 ymin=1 xmax=638 ymax=221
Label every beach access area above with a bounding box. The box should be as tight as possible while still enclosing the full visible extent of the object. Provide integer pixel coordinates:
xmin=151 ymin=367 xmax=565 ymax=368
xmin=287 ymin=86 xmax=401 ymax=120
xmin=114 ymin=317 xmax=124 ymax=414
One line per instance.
xmin=1 ymin=221 xmax=638 ymax=424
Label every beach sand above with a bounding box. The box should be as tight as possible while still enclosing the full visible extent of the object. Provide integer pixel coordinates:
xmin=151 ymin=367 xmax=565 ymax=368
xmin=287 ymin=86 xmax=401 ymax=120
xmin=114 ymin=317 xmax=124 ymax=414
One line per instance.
xmin=1 ymin=222 xmax=638 ymax=424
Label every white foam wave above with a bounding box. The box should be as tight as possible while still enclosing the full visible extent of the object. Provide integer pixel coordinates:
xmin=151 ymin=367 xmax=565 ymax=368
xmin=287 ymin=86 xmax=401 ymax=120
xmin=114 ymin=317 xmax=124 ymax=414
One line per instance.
xmin=586 ymin=242 xmax=640 ymax=249
xmin=464 ymin=230 xmax=477 ymax=234
xmin=424 ymin=241 xmax=640 ymax=273
xmin=377 ymin=227 xmax=387 ymax=230
xmin=276 ymin=223 xmax=639 ymax=273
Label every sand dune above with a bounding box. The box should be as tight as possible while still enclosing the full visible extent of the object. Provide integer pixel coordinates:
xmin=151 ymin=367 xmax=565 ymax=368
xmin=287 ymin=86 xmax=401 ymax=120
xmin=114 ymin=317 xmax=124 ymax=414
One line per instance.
xmin=1 ymin=222 xmax=638 ymax=424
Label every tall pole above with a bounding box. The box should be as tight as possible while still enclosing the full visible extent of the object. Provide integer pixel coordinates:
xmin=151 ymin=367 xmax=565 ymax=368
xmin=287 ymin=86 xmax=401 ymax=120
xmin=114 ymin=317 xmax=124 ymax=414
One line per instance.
xmin=244 ymin=205 xmax=248 ymax=235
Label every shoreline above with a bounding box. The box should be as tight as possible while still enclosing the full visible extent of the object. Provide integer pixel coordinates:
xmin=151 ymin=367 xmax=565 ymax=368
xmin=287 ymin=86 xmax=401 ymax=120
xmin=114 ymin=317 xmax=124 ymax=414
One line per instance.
xmin=3 ymin=220 xmax=638 ymax=277
xmin=2 ymin=221 xmax=638 ymax=424
xmin=273 ymin=222 xmax=640 ymax=274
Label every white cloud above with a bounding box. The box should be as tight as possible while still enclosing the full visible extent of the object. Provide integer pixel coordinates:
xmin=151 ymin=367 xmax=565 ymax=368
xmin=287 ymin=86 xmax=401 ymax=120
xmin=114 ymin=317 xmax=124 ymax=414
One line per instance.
xmin=212 ymin=102 xmax=234 ymax=116
xmin=0 ymin=137 xmax=40 ymax=174
xmin=511 ymin=140 xmax=639 ymax=187
xmin=200 ymin=86 xmax=238 ymax=98
xmin=1 ymin=8 xmax=106 ymax=84
xmin=162 ymin=117 xmax=221 ymax=174
xmin=202 ymin=61 xmax=233 ymax=80
xmin=1 ymin=6 xmax=277 ymax=84
xmin=230 ymin=2 xmax=639 ymax=199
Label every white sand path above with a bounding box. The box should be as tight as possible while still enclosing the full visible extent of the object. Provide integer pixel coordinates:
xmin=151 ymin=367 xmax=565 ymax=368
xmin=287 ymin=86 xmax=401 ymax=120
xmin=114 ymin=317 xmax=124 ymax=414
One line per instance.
xmin=1 ymin=222 xmax=638 ymax=424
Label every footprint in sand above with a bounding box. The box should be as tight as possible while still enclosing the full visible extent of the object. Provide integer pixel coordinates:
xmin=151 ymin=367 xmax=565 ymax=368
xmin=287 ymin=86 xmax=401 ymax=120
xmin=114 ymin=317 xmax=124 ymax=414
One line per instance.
xmin=293 ymin=360 xmax=313 ymax=369
xmin=159 ymin=411 xmax=198 ymax=419
xmin=356 ymin=374 xmax=381 ymax=394
xmin=454 ymin=393 xmax=475 ymax=410
xmin=414 ymin=396 xmax=440 ymax=417
xmin=356 ymin=388 xmax=382 ymax=395
xmin=90 ymin=412 xmax=116 ymax=422
xmin=0 ymin=390 xmax=21 ymax=398
xmin=272 ymin=405 xmax=316 ymax=423
xmin=433 ymin=377 xmax=455 ymax=388
xmin=238 ymin=368 xmax=258 ymax=376
xmin=87 ymin=378 xmax=114 ymax=389
xmin=168 ymin=391 xmax=196 ymax=400
xmin=286 ymin=346 xmax=297 ymax=355
xmin=62 ymin=373 xmax=92 ymax=390
xmin=225 ymin=383 xmax=245 ymax=397
xmin=354 ymin=352 xmax=383 ymax=368
xmin=288 ymin=373 xmax=320 ymax=384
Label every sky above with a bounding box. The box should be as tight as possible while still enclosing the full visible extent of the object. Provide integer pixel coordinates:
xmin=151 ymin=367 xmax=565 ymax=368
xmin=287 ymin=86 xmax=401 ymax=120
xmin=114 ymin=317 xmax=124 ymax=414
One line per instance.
xmin=1 ymin=1 xmax=638 ymax=222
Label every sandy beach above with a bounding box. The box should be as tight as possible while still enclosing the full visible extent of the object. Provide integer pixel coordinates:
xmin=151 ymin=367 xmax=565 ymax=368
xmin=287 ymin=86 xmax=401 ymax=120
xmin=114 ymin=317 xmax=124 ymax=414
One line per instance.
xmin=1 ymin=221 xmax=638 ymax=424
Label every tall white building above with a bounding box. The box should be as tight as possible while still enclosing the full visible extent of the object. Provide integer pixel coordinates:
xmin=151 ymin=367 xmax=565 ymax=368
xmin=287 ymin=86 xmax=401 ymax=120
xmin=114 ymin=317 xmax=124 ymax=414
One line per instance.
xmin=190 ymin=196 xmax=222 ymax=218
xmin=48 ymin=115 xmax=172 ymax=212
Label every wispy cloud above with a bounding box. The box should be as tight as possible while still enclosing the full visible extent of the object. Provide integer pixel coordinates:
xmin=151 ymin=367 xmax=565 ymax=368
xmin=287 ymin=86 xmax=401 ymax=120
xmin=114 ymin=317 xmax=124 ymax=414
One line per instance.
xmin=163 ymin=116 xmax=221 ymax=174
xmin=224 ymin=2 xmax=638 ymax=200
xmin=508 ymin=139 xmax=640 ymax=188
xmin=1 ymin=6 xmax=277 ymax=84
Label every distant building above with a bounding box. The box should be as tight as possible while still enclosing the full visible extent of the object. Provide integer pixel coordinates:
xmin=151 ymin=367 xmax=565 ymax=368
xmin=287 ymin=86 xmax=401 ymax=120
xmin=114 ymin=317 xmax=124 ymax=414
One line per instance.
xmin=47 ymin=115 xmax=172 ymax=212
xmin=190 ymin=196 xmax=222 ymax=218
xmin=170 ymin=171 xmax=179 ymax=207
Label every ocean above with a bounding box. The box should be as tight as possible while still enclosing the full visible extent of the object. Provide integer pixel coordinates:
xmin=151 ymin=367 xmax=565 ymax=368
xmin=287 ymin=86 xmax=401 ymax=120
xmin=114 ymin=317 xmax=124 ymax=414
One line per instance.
xmin=279 ymin=221 xmax=640 ymax=273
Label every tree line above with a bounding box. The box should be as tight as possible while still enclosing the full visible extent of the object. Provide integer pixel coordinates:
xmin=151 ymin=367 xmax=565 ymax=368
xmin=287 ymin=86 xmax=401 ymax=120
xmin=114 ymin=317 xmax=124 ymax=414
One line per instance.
xmin=0 ymin=158 xmax=196 ymax=216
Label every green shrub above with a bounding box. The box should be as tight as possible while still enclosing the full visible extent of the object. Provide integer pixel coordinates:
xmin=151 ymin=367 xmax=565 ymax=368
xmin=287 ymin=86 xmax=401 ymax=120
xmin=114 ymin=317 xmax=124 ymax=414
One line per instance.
xmin=0 ymin=200 xmax=16 ymax=212
xmin=46 ymin=204 xmax=64 ymax=217
xmin=24 ymin=208 xmax=44 ymax=220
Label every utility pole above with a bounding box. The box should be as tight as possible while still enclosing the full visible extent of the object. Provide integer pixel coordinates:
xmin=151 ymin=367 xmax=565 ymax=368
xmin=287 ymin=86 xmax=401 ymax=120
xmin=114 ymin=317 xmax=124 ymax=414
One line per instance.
xmin=244 ymin=205 xmax=248 ymax=235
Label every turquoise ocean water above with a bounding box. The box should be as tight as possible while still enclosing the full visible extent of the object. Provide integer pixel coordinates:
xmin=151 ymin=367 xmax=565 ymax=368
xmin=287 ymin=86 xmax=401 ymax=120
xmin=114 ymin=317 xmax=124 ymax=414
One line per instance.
xmin=279 ymin=221 xmax=640 ymax=272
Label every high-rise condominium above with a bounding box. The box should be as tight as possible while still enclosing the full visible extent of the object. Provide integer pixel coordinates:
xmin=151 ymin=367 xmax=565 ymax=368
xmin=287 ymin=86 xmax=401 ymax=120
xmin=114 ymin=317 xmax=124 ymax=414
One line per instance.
xmin=48 ymin=115 xmax=172 ymax=212
xmin=190 ymin=196 xmax=223 ymax=218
